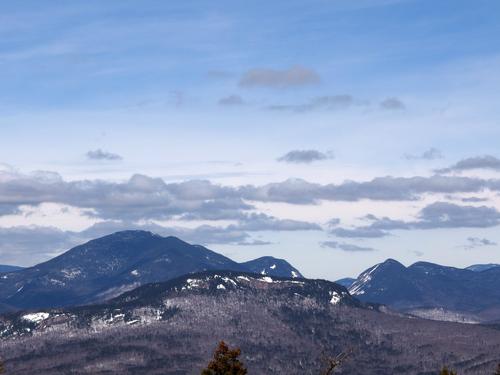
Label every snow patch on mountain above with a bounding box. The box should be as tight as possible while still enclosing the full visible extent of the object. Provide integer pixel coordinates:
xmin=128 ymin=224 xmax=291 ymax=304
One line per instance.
xmin=260 ymin=276 xmax=274 ymax=283
xmin=329 ymin=291 xmax=341 ymax=305
xmin=22 ymin=312 xmax=50 ymax=324
xmin=349 ymin=264 xmax=380 ymax=296
xmin=61 ymin=268 xmax=82 ymax=279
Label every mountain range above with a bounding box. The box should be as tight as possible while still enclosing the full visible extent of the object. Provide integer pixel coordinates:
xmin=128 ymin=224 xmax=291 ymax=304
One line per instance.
xmin=3 ymin=230 xmax=500 ymax=325
xmin=2 ymin=230 xmax=500 ymax=325
xmin=2 ymin=269 xmax=500 ymax=374
xmin=0 ymin=230 xmax=302 ymax=312
xmin=1 ymin=231 xmax=500 ymax=373
xmin=347 ymin=259 xmax=500 ymax=323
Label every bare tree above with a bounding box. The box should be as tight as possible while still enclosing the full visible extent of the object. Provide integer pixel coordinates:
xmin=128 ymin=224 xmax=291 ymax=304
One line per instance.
xmin=320 ymin=350 xmax=351 ymax=375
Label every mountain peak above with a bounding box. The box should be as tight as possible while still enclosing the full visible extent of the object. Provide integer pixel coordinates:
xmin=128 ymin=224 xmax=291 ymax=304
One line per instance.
xmin=378 ymin=258 xmax=406 ymax=271
xmin=347 ymin=258 xmax=500 ymax=322
xmin=240 ymin=256 xmax=303 ymax=278
xmin=409 ymin=262 xmax=464 ymax=276
xmin=348 ymin=259 xmax=407 ymax=297
xmin=383 ymin=258 xmax=405 ymax=266
xmin=106 ymin=230 xmax=159 ymax=239
xmin=466 ymin=264 xmax=500 ymax=272
xmin=85 ymin=230 xmax=161 ymax=246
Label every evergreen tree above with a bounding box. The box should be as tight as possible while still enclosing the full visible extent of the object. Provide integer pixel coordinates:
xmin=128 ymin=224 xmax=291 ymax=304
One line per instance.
xmin=440 ymin=367 xmax=457 ymax=375
xmin=201 ymin=341 xmax=247 ymax=375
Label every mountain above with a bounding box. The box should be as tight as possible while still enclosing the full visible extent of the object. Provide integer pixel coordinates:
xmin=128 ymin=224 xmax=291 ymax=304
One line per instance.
xmin=240 ymin=256 xmax=303 ymax=278
xmin=2 ymin=270 xmax=500 ymax=375
xmin=466 ymin=263 xmax=500 ymax=272
xmin=0 ymin=265 xmax=23 ymax=273
xmin=349 ymin=259 xmax=500 ymax=323
xmin=334 ymin=277 xmax=356 ymax=288
xmin=0 ymin=231 xmax=302 ymax=312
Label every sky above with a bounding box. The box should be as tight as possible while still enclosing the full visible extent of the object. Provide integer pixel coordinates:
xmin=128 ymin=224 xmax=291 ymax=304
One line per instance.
xmin=1 ymin=0 xmax=500 ymax=280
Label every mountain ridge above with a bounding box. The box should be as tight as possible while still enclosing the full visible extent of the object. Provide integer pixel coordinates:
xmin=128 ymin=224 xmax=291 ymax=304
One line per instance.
xmin=0 ymin=230 xmax=302 ymax=312
xmin=348 ymin=258 xmax=500 ymax=322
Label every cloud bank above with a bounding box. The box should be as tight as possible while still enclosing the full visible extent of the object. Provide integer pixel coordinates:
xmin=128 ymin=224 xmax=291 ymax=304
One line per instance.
xmin=436 ymin=155 xmax=500 ymax=174
xmin=1 ymin=166 xmax=500 ymax=264
xmin=332 ymin=202 xmax=500 ymax=238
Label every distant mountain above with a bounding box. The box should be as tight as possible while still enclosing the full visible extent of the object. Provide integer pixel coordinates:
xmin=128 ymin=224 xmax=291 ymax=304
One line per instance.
xmin=0 ymin=265 xmax=23 ymax=273
xmin=0 ymin=231 xmax=302 ymax=312
xmin=466 ymin=263 xmax=500 ymax=272
xmin=349 ymin=259 xmax=500 ymax=323
xmin=240 ymin=256 xmax=303 ymax=278
xmin=334 ymin=277 xmax=356 ymax=288
xmin=2 ymin=270 xmax=500 ymax=375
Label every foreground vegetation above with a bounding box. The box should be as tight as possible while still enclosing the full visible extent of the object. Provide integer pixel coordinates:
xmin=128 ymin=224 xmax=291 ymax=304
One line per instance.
xmin=200 ymin=342 xmax=500 ymax=375
xmin=1 ymin=347 xmax=499 ymax=374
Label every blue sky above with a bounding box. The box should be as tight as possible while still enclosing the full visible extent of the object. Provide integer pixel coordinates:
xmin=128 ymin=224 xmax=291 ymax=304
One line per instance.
xmin=1 ymin=0 xmax=500 ymax=280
